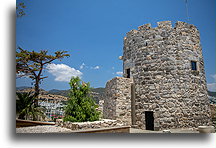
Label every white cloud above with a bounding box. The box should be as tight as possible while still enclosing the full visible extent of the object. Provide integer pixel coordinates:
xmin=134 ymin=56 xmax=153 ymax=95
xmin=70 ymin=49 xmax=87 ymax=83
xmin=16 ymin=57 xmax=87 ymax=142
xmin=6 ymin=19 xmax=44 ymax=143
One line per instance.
xmin=80 ymin=63 xmax=85 ymax=69
xmin=16 ymin=72 xmax=28 ymax=78
xmin=211 ymin=74 xmax=216 ymax=81
xmin=80 ymin=63 xmax=100 ymax=70
xmin=47 ymin=63 xmax=82 ymax=82
xmin=92 ymin=66 xmax=100 ymax=70
xmin=207 ymin=83 xmax=216 ymax=92
xmin=116 ymin=71 xmax=123 ymax=76
xmin=207 ymin=74 xmax=216 ymax=92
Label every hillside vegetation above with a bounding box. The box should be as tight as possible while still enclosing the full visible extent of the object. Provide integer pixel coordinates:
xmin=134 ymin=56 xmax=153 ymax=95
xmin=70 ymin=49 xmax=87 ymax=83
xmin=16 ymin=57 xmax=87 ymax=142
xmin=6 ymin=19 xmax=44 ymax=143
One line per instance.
xmin=17 ymin=86 xmax=105 ymax=104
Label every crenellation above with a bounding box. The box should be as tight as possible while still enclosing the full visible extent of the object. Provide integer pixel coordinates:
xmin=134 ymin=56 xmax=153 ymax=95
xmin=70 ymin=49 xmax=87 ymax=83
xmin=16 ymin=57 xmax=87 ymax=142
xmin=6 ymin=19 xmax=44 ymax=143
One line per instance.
xmin=138 ymin=23 xmax=151 ymax=31
xmin=175 ymin=21 xmax=196 ymax=29
xmin=157 ymin=21 xmax=172 ymax=29
xmin=126 ymin=21 xmax=199 ymax=39
xmin=126 ymin=29 xmax=139 ymax=37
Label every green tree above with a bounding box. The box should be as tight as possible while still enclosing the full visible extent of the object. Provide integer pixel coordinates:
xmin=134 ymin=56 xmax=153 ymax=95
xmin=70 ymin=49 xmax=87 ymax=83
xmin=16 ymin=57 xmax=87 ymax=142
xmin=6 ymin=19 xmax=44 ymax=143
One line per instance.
xmin=16 ymin=47 xmax=70 ymax=100
xmin=63 ymin=77 xmax=100 ymax=122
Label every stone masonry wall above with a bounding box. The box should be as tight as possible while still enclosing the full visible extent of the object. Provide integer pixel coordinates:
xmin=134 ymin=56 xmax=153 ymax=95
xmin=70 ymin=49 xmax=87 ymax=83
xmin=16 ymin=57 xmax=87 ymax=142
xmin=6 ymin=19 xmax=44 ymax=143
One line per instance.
xmin=103 ymin=77 xmax=133 ymax=125
xmin=123 ymin=21 xmax=212 ymax=130
xmin=210 ymin=104 xmax=216 ymax=128
xmin=98 ymin=100 xmax=104 ymax=118
xmin=56 ymin=119 xmax=121 ymax=130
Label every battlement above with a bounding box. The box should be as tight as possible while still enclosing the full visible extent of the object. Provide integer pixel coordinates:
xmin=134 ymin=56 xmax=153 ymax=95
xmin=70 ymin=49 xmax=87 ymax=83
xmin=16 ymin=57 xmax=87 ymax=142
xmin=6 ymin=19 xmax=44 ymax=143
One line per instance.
xmin=138 ymin=23 xmax=151 ymax=31
xmin=157 ymin=21 xmax=172 ymax=28
xmin=127 ymin=21 xmax=197 ymax=36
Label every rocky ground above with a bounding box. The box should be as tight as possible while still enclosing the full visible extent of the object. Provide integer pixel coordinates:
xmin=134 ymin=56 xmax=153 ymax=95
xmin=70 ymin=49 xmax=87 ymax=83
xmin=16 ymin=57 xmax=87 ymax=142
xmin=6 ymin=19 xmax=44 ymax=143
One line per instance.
xmin=129 ymin=128 xmax=199 ymax=133
xmin=16 ymin=125 xmax=202 ymax=133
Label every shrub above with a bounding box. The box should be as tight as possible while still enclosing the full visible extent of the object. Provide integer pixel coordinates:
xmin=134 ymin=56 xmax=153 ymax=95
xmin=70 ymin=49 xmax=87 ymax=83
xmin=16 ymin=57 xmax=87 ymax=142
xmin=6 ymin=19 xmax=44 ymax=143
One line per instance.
xmin=16 ymin=92 xmax=46 ymax=121
xmin=63 ymin=77 xmax=100 ymax=122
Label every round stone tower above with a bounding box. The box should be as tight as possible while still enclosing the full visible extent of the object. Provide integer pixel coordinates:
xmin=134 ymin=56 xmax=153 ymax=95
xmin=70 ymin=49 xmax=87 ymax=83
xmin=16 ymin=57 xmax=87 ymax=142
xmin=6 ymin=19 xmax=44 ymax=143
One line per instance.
xmin=123 ymin=21 xmax=212 ymax=130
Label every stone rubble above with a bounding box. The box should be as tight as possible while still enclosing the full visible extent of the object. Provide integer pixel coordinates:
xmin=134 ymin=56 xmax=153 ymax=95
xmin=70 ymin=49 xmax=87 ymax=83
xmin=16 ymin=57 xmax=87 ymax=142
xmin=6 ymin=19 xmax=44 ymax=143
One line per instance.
xmin=16 ymin=125 xmax=73 ymax=133
xmin=56 ymin=119 xmax=123 ymax=130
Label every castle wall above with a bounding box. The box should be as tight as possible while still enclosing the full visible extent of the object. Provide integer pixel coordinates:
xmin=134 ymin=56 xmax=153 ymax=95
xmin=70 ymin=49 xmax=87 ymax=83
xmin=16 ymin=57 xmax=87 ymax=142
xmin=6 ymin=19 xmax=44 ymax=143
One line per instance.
xmin=123 ymin=21 xmax=212 ymax=130
xmin=210 ymin=104 xmax=216 ymax=128
xmin=103 ymin=77 xmax=133 ymax=125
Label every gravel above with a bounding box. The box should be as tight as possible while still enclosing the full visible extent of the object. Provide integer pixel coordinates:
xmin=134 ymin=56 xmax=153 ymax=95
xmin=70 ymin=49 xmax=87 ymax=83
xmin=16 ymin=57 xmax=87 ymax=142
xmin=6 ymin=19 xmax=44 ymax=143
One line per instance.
xmin=17 ymin=125 xmax=201 ymax=133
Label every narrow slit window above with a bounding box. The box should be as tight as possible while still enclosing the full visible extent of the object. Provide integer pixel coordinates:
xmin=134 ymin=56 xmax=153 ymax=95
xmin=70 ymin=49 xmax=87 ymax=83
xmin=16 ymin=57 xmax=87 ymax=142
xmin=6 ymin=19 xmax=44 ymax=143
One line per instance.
xmin=191 ymin=61 xmax=197 ymax=71
xmin=126 ymin=69 xmax=130 ymax=78
xmin=145 ymin=42 xmax=148 ymax=46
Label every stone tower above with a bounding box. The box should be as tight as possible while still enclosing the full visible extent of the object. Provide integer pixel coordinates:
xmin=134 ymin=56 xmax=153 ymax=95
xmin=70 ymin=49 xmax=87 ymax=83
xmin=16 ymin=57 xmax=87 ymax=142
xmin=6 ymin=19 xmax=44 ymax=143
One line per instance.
xmin=104 ymin=21 xmax=212 ymax=130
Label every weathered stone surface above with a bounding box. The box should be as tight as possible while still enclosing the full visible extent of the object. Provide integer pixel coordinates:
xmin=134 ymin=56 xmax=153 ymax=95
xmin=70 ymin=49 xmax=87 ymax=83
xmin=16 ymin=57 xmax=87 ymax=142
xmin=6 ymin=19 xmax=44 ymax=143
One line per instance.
xmin=210 ymin=104 xmax=216 ymax=118
xmin=56 ymin=119 xmax=122 ymax=130
xmin=210 ymin=104 xmax=216 ymax=128
xmin=98 ymin=100 xmax=104 ymax=118
xmin=103 ymin=77 xmax=133 ymax=125
xmin=103 ymin=21 xmax=212 ymax=131
xmin=122 ymin=21 xmax=212 ymax=130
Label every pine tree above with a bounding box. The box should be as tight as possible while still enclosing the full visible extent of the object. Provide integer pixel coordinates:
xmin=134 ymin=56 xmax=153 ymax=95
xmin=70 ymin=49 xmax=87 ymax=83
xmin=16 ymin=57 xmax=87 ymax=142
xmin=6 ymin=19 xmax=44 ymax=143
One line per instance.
xmin=16 ymin=47 xmax=69 ymax=99
xmin=63 ymin=77 xmax=100 ymax=122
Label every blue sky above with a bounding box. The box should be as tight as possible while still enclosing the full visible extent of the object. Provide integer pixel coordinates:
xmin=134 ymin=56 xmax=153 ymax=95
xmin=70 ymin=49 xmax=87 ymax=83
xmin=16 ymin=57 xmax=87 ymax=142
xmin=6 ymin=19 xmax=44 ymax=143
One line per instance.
xmin=16 ymin=0 xmax=215 ymax=91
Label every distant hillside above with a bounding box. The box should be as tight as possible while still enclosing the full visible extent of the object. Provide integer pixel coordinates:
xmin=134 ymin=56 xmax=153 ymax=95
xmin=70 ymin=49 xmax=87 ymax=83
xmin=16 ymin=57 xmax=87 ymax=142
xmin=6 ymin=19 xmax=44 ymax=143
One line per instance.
xmin=208 ymin=91 xmax=216 ymax=97
xmin=48 ymin=89 xmax=69 ymax=97
xmin=16 ymin=86 xmax=46 ymax=92
xmin=48 ymin=87 xmax=104 ymax=94
xmin=90 ymin=88 xmax=105 ymax=103
xmin=16 ymin=86 xmax=215 ymax=104
xmin=91 ymin=87 xmax=105 ymax=94
xmin=16 ymin=86 xmax=32 ymax=91
xmin=16 ymin=86 xmax=105 ymax=104
xmin=48 ymin=88 xmax=105 ymax=103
